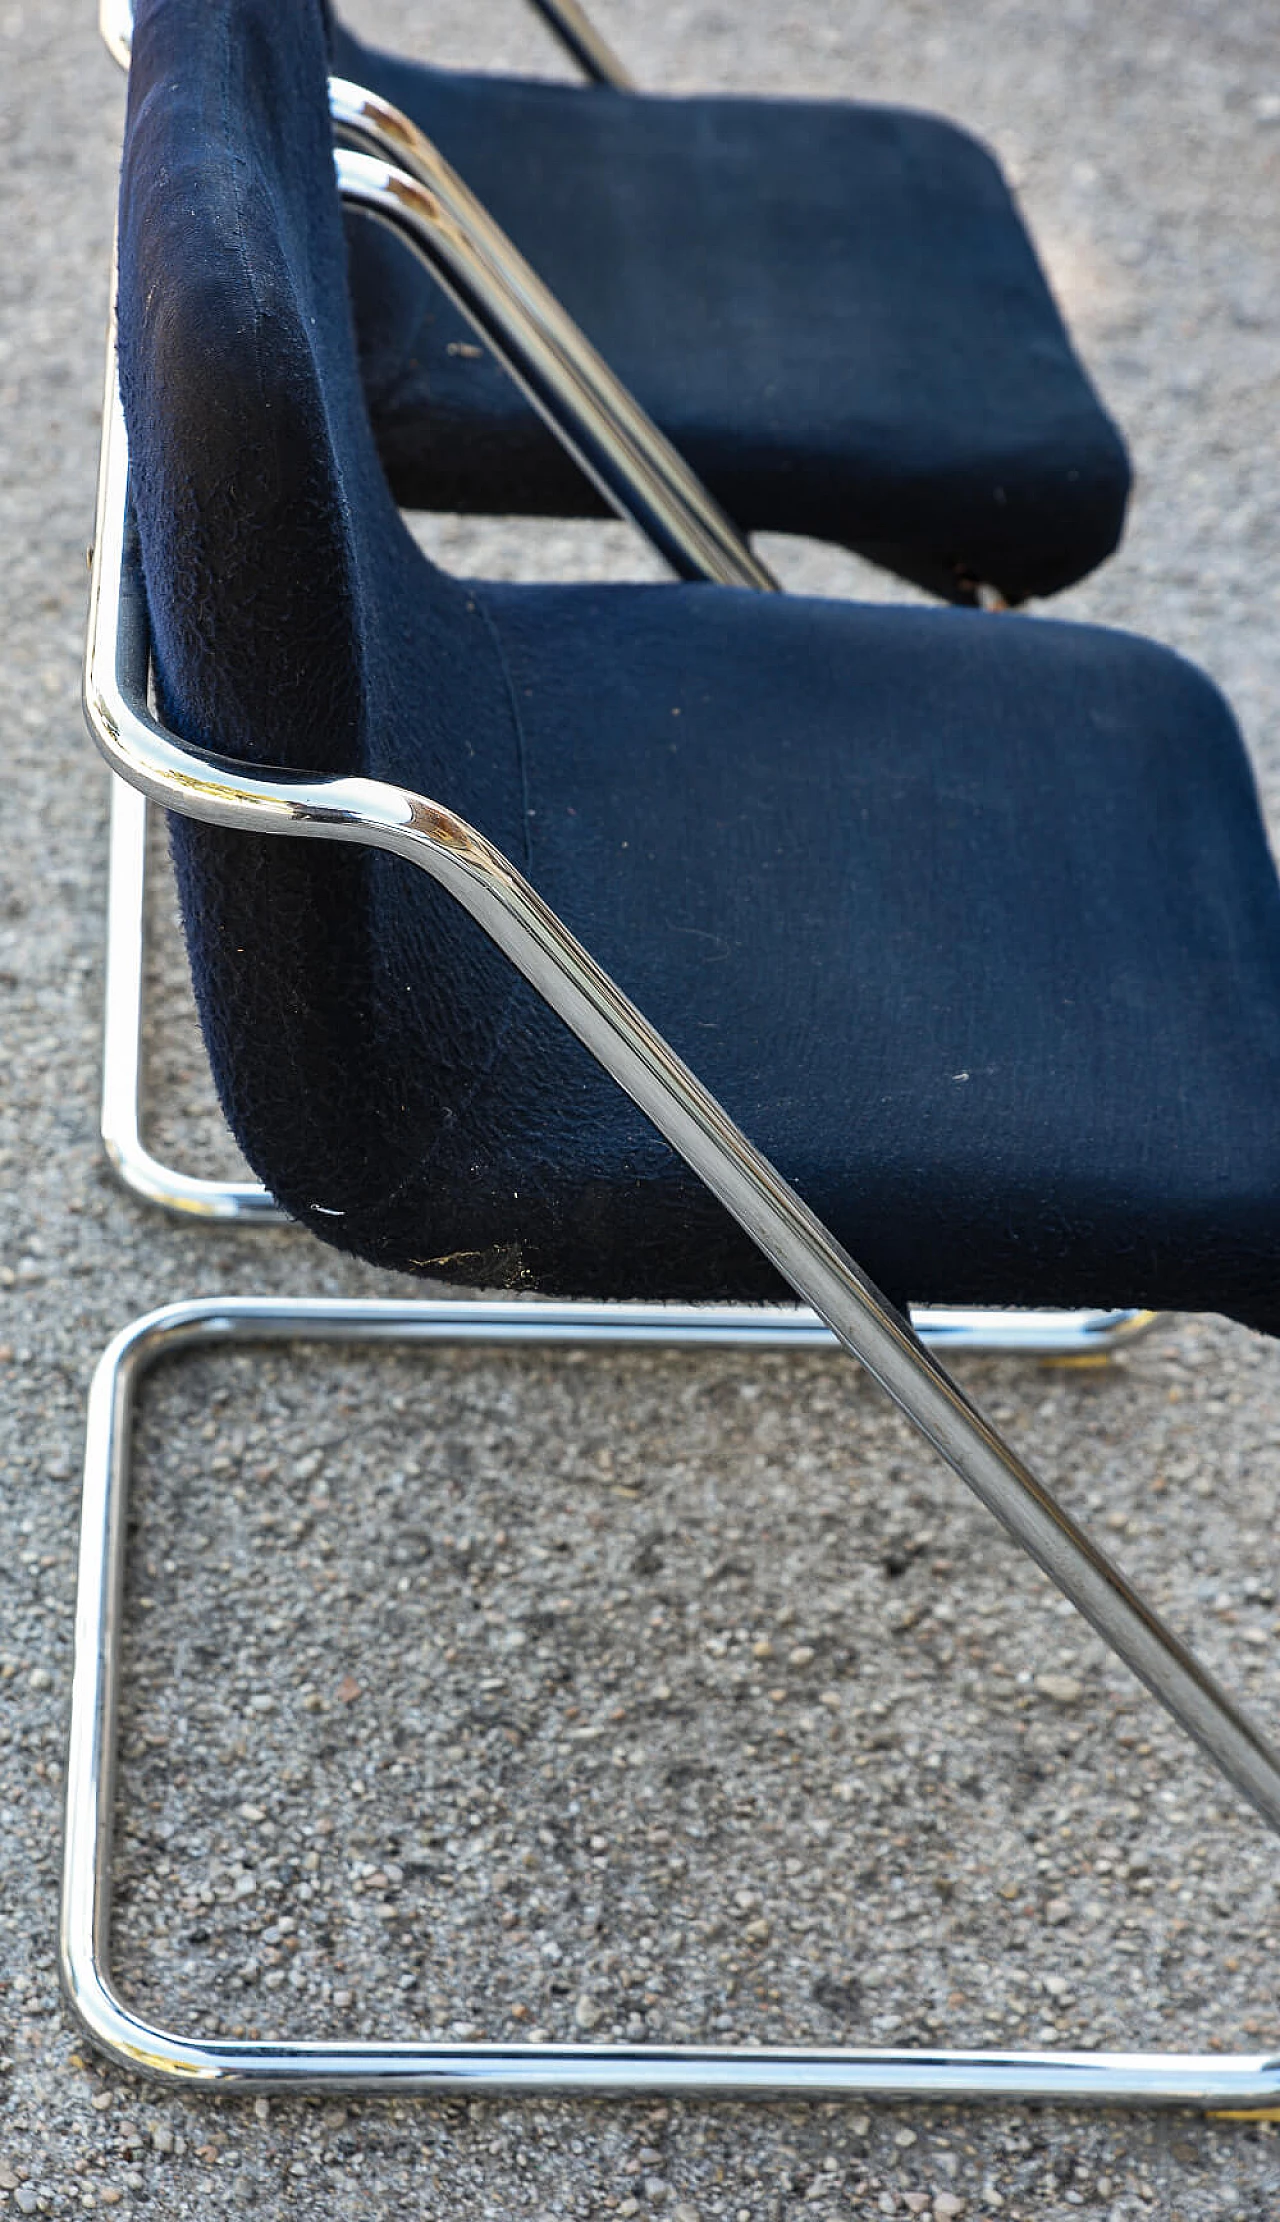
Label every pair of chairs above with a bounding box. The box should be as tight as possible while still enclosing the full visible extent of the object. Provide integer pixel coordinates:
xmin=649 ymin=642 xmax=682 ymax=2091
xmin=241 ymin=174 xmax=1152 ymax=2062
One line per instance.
xmin=63 ymin=0 xmax=1280 ymax=2112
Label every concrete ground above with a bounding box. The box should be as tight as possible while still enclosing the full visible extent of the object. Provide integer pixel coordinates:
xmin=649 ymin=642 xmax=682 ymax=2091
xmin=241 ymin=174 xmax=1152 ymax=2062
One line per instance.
xmin=2 ymin=0 xmax=1280 ymax=2216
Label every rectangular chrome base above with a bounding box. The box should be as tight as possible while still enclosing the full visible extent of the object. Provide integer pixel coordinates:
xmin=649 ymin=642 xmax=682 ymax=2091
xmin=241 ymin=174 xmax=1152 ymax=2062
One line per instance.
xmin=61 ymin=1296 xmax=1280 ymax=2110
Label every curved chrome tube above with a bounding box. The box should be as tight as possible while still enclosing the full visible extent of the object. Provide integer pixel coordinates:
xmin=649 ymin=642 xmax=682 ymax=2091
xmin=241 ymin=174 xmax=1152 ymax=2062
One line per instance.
xmin=88 ymin=0 xmax=1279 ymax=2117
xmin=101 ymin=0 xmax=774 ymax=591
xmin=103 ymin=0 xmax=773 ymax=590
xmin=97 ymin=784 xmax=1158 ymax=1343
xmin=329 ymin=132 xmax=777 ymax=590
xmin=83 ymin=341 xmax=1280 ymax=1844
xmin=102 ymin=778 xmax=287 ymax=1221
xmin=100 ymin=80 xmax=1156 ymax=1356
xmin=98 ymin=0 xmax=130 ymax=69
xmin=61 ymin=1294 xmax=1280 ymax=2105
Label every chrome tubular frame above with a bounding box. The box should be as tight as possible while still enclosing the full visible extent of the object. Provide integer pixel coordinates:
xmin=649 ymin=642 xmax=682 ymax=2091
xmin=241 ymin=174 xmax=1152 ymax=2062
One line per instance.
xmin=328 ymin=128 xmax=778 ymax=592
xmin=63 ymin=1295 xmax=1280 ymax=2108
xmin=64 ymin=333 xmax=1280 ymax=2105
xmin=102 ymin=21 xmax=774 ymax=590
xmin=522 ymin=0 xmax=634 ymax=88
xmin=103 ymin=778 xmax=286 ymax=1222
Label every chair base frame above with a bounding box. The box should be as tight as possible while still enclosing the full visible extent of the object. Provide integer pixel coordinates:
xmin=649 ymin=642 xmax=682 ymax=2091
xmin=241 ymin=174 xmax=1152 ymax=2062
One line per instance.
xmin=61 ymin=1295 xmax=1280 ymax=2110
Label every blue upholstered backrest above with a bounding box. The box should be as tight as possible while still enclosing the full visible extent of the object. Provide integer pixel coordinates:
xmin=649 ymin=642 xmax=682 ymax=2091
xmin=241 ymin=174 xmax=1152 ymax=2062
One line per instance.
xmin=121 ymin=0 xmax=369 ymax=772
xmin=120 ymin=0 xmax=485 ymax=778
xmin=118 ymin=0 xmax=532 ymax=1222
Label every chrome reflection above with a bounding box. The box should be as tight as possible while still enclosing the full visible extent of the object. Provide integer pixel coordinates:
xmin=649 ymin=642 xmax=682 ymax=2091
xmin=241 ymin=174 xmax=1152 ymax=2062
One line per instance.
xmin=61 ymin=1298 xmax=1280 ymax=2107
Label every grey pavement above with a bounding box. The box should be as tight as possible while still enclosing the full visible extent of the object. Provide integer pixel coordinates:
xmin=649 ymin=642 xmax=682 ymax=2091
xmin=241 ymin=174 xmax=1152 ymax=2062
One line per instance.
xmin=3 ymin=0 xmax=1280 ymax=2217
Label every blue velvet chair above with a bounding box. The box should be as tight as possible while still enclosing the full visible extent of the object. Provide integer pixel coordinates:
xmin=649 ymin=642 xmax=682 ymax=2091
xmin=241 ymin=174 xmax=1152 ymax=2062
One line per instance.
xmin=64 ymin=0 xmax=1280 ymax=2114
xmin=115 ymin=0 xmax=1280 ymax=1340
xmin=102 ymin=0 xmax=1130 ymax=607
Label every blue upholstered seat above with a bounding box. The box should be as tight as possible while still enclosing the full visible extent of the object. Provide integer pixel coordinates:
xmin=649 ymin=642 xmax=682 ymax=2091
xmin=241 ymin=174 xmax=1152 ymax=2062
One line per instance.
xmin=119 ymin=0 xmax=1280 ymax=1336
xmin=327 ymin=9 xmax=1130 ymax=605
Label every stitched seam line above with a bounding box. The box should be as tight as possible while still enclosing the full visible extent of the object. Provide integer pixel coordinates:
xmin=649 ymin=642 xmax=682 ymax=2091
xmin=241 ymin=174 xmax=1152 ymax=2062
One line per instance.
xmin=472 ymin=580 xmax=536 ymax=875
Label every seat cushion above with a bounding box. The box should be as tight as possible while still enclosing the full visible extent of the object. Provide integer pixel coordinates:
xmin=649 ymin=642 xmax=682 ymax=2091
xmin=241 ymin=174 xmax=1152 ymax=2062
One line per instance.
xmin=120 ymin=0 xmax=1280 ymax=1338
xmin=330 ymin=18 xmax=1131 ymax=605
xmin=201 ymin=582 xmax=1280 ymax=1336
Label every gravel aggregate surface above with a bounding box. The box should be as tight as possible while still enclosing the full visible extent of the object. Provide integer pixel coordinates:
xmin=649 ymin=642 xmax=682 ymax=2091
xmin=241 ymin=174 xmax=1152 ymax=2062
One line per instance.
xmin=2 ymin=0 xmax=1280 ymax=2216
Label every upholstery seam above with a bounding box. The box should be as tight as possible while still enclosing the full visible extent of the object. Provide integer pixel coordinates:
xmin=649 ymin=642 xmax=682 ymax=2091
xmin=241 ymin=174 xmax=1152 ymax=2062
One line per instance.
xmin=471 ymin=580 xmax=535 ymax=875
xmin=221 ymin=17 xmax=273 ymax=524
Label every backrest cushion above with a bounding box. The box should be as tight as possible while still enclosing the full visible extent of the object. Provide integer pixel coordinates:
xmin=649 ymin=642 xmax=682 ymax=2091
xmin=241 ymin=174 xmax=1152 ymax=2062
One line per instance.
xmin=119 ymin=0 xmax=529 ymax=1224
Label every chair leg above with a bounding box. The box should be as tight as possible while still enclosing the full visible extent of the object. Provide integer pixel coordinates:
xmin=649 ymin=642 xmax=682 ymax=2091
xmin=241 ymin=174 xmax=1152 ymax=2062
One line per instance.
xmin=521 ymin=0 xmax=635 ymax=88
xmin=100 ymin=777 xmax=286 ymax=1223
xmin=61 ymin=1295 xmax=1280 ymax=2108
xmin=100 ymin=776 xmax=1159 ymax=1358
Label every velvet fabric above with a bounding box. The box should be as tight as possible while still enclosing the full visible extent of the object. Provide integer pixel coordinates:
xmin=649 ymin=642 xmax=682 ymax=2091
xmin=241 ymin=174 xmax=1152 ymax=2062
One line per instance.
xmin=118 ymin=0 xmax=1280 ymax=1337
xmin=327 ymin=13 xmax=1131 ymax=605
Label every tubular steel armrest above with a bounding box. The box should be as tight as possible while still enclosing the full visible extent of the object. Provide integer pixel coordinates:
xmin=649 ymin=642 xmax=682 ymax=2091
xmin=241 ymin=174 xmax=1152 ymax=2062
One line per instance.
xmin=84 ymin=331 xmax=1280 ymax=1846
xmin=327 ymin=129 xmax=777 ymax=589
xmin=98 ymin=0 xmax=130 ymax=69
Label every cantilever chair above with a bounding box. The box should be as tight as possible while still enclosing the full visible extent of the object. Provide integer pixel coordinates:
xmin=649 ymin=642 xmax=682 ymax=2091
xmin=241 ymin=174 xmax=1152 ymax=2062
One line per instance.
xmin=100 ymin=0 xmax=1130 ymax=609
xmin=96 ymin=0 xmax=1152 ymax=1361
xmin=64 ymin=0 xmax=1280 ymax=2111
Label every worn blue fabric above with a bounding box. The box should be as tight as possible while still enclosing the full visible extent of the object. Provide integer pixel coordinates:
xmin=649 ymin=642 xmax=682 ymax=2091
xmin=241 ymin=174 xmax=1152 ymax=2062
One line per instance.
xmin=326 ymin=11 xmax=1130 ymax=606
xmin=118 ymin=0 xmax=1280 ymax=1336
